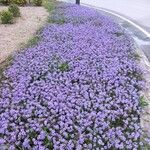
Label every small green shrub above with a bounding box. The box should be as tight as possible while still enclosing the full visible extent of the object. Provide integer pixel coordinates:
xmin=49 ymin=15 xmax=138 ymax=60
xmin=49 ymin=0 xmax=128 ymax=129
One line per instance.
xmin=0 ymin=0 xmax=10 ymax=5
xmin=58 ymin=62 xmax=70 ymax=72
xmin=0 ymin=55 xmax=13 ymax=83
xmin=33 ymin=0 xmax=42 ymax=6
xmin=11 ymin=0 xmax=27 ymax=6
xmin=133 ymin=52 xmax=141 ymax=60
xmin=43 ymin=0 xmax=55 ymax=12
xmin=48 ymin=17 xmax=65 ymax=24
xmin=0 ymin=10 xmax=13 ymax=24
xmin=8 ymin=4 xmax=20 ymax=17
xmin=140 ymin=96 xmax=149 ymax=108
xmin=25 ymin=36 xmax=40 ymax=47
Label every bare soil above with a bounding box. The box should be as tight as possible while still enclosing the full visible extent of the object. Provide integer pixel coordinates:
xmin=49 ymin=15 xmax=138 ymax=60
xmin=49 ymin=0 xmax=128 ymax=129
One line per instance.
xmin=0 ymin=6 xmax=49 ymax=63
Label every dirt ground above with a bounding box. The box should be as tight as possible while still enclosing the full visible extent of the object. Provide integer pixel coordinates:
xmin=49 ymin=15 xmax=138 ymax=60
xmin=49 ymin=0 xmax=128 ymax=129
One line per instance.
xmin=0 ymin=6 xmax=49 ymax=63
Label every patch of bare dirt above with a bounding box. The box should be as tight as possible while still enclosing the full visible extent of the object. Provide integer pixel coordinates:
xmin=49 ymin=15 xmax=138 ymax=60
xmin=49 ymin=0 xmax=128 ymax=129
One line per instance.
xmin=0 ymin=6 xmax=49 ymax=63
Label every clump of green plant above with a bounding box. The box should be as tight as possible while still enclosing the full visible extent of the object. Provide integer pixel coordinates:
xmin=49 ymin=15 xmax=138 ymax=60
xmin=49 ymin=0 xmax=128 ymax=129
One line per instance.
xmin=8 ymin=4 xmax=20 ymax=17
xmin=48 ymin=16 xmax=65 ymax=24
xmin=33 ymin=0 xmax=42 ymax=6
xmin=0 ymin=0 xmax=10 ymax=5
xmin=43 ymin=0 xmax=56 ymax=12
xmin=58 ymin=62 xmax=70 ymax=72
xmin=133 ymin=52 xmax=141 ymax=60
xmin=140 ymin=133 xmax=150 ymax=150
xmin=43 ymin=136 xmax=54 ymax=149
xmin=25 ymin=36 xmax=40 ymax=47
xmin=0 ymin=10 xmax=13 ymax=24
xmin=140 ymin=96 xmax=149 ymax=108
xmin=11 ymin=0 xmax=27 ymax=6
xmin=0 ymin=55 xmax=13 ymax=86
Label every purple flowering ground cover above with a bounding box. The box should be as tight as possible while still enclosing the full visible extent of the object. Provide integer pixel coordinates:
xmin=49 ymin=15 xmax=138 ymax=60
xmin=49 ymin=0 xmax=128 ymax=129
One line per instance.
xmin=0 ymin=3 xmax=145 ymax=150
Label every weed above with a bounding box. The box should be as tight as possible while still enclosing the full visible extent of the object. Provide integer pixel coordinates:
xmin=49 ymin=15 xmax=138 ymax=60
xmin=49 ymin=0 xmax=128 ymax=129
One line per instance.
xmin=140 ymin=96 xmax=149 ymax=108
xmin=58 ymin=62 xmax=70 ymax=72
xmin=25 ymin=36 xmax=40 ymax=48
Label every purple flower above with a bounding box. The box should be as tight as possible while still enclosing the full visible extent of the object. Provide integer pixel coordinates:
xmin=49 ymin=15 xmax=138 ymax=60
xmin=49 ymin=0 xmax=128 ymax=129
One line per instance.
xmin=0 ymin=2 xmax=143 ymax=150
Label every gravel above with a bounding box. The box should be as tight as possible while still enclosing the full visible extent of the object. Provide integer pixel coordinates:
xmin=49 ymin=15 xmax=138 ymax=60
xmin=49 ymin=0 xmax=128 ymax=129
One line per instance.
xmin=0 ymin=6 xmax=49 ymax=63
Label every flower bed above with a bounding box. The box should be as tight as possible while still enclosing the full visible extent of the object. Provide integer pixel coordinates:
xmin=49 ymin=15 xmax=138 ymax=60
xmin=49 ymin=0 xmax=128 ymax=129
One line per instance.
xmin=0 ymin=3 xmax=144 ymax=149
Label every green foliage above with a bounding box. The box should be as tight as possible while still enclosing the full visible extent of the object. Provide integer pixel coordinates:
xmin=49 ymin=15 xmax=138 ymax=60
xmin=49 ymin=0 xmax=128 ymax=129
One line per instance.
xmin=42 ymin=127 xmax=50 ymax=133
xmin=129 ymin=51 xmax=141 ymax=61
xmin=141 ymin=144 xmax=150 ymax=150
xmin=0 ymin=10 xmax=13 ymax=24
xmin=11 ymin=0 xmax=27 ymax=6
xmin=0 ymin=0 xmax=27 ymax=5
xmin=15 ymin=145 xmax=24 ymax=150
xmin=8 ymin=4 xmax=20 ymax=17
xmin=25 ymin=36 xmax=40 ymax=48
xmin=133 ymin=52 xmax=141 ymax=60
xmin=0 ymin=55 xmax=13 ymax=86
xmin=140 ymin=133 xmax=150 ymax=150
xmin=33 ymin=0 xmax=42 ymax=6
xmin=58 ymin=62 xmax=70 ymax=72
xmin=48 ymin=16 xmax=65 ymax=24
xmin=0 ymin=0 xmax=10 ymax=5
xmin=43 ymin=136 xmax=53 ymax=149
xmin=140 ymin=96 xmax=149 ymax=108
xmin=29 ymin=130 xmax=38 ymax=138
xmin=43 ymin=0 xmax=56 ymax=12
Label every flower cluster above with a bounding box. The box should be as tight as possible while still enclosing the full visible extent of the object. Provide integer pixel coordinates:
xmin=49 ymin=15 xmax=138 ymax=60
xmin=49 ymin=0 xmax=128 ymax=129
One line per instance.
xmin=0 ymin=3 xmax=143 ymax=150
